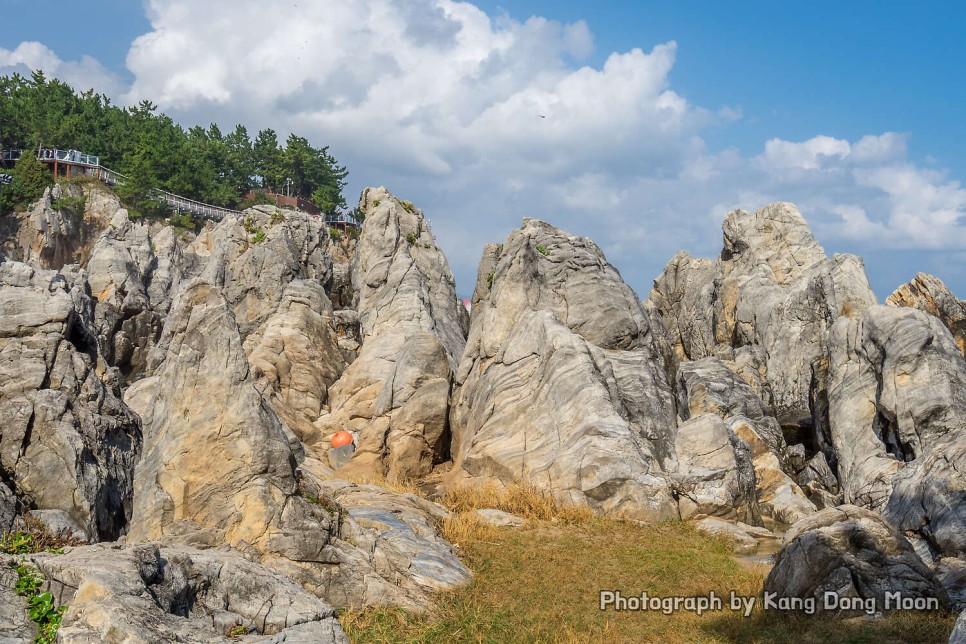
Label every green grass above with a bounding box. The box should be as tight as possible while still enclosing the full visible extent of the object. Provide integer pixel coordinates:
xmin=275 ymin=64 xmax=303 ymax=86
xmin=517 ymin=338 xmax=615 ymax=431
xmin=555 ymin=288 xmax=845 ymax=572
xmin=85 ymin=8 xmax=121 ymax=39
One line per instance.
xmin=340 ymin=518 xmax=956 ymax=643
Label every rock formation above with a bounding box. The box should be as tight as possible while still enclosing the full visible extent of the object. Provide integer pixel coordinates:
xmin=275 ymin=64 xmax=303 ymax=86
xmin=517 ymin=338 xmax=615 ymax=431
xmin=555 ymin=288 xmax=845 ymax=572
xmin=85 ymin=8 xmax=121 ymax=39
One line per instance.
xmin=0 ymin=260 xmax=140 ymax=541
xmin=828 ymin=305 xmax=966 ymax=558
xmin=649 ymin=202 xmax=878 ymax=449
xmin=315 ymin=188 xmax=468 ymax=480
xmin=764 ymin=506 xmax=950 ymax=614
xmin=448 ymin=219 xmax=679 ymax=521
xmin=887 ymin=272 xmax=966 ymax=358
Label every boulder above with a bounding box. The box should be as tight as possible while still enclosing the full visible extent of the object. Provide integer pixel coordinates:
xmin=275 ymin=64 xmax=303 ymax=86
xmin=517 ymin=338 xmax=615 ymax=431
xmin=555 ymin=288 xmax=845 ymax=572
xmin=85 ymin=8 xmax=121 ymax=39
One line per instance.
xmin=448 ymin=219 xmax=678 ymax=521
xmin=0 ymin=260 xmax=141 ymax=541
xmin=828 ymin=305 xmax=966 ymax=558
xmin=675 ymin=358 xmax=817 ymax=525
xmin=951 ymin=608 xmax=966 ymax=644
xmin=693 ymin=517 xmax=776 ymax=555
xmin=315 ymin=188 xmax=468 ymax=480
xmin=764 ymin=505 xmax=950 ymax=614
xmin=16 ymin=544 xmax=348 ymax=643
xmin=887 ymin=272 xmax=966 ymax=358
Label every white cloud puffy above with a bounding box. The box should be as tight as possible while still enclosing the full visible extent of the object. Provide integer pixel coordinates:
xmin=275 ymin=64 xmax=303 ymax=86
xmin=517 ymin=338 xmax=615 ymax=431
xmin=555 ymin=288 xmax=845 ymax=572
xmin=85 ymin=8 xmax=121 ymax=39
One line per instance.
xmin=6 ymin=0 xmax=966 ymax=297
xmin=0 ymin=41 xmax=125 ymax=96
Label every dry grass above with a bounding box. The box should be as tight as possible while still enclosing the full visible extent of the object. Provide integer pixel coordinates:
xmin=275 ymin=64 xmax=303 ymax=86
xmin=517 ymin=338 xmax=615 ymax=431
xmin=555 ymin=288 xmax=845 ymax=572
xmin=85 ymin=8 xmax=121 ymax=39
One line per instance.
xmin=337 ymin=470 xmax=424 ymax=497
xmin=341 ymin=514 xmax=956 ymax=643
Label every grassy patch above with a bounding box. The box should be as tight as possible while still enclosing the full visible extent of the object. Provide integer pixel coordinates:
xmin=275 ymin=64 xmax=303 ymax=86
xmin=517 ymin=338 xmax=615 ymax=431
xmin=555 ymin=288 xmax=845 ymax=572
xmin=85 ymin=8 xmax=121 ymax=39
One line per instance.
xmin=341 ymin=511 xmax=955 ymax=643
xmin=535 ymin=244 xmax=550 ymax=257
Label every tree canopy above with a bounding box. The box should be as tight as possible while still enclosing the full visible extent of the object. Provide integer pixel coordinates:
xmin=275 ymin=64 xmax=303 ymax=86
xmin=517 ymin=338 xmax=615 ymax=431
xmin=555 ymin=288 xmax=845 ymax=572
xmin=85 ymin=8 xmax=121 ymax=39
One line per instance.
xmin=0 ymin=71 xmax=348 ymax=215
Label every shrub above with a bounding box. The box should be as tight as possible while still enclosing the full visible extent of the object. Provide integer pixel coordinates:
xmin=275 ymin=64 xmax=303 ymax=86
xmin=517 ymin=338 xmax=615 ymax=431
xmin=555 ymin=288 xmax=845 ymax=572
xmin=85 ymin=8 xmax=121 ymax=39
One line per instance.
xmin=347 ymin=226 xmax=361 ymax=240
xmin=535 ymin=244 xmax=550 ymax=257
xmin=14 ymin=564 xmax=67 ymax=644
xmin=243 ymin=215 xmax=259 ymax=233
xmin=51 ymin=195 xmax=86 ymax=215
xmin=269 ymin=210 xmax=285 ymax=226
xmin=238 ymin=190 xmax=276 ymax=210
xmin=252 ymin=229 xmax=266 ymax=243
xmin=406 ymin=232 xmax=417 ymax=246
xmin=329 ymin=228 xmax=343 ymax=241
xmin=168 ymin=212 xmax=198 ymax=231
xmin=400 ymin=199 xmax=416 ymax=214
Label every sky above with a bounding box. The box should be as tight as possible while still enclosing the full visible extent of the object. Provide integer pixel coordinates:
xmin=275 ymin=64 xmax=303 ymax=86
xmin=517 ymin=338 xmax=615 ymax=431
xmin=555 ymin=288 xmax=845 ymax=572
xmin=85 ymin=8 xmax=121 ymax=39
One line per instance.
xmin=2 ymin=0 xmax=966 ymax=299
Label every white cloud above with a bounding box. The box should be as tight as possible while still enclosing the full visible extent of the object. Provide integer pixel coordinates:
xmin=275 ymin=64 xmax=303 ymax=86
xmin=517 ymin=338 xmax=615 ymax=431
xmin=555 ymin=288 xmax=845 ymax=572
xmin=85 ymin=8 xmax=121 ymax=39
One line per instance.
xmin=0 ymin=41 xmax=125 ymax=96
xmin=5 ymin=0 xmax=966 ymax=298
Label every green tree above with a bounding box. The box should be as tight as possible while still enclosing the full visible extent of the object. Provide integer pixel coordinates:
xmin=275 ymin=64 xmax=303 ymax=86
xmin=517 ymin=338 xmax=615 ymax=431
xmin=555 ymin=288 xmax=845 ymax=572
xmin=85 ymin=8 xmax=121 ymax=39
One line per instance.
xmin=1 ymin=151 xmax=51 ymax=214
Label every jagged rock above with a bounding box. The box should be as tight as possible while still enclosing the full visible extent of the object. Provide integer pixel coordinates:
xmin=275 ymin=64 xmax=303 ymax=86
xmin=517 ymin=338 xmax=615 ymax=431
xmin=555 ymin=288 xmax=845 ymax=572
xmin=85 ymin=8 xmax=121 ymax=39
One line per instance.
xmin=764 ymin=505 xmax=950 ymax=614
xmin=127 ymin=279 xmax=332 ymax=560
xmin=648 ymin=203 xmax=878 ymax=447
xmin=0 ymin=482 xmax=18 ymax=533
xmin=0 ymin=260 xmax=141 ymax=541
xmin=448 ymin=219 xmax=679 ymax=521
xmin=190 ymin=206 xmax=333 ymax=340
xmin=328 ymin=444 xmax=355 ymax=469
xmin=887 ymin=272 xmax=966 ymax=358
xmin=0 ymin=184 xmax=117 ymax=269
xmin=0 ymin=562 xmax=37 ymax=643
xmin=676 ymin=358 xmax=817 ymax=525
xmin=16 ymin=544 xmax=348 ymax=643
xmin=128 ymin=278 xmax=468 ymax=611
xmin=246 ymin=280 xmax=346 ymax=444
xmin=316 ymin=188 xmax=468 ymax=480
xmin=828 ymin=305 xmax=966 ymax=558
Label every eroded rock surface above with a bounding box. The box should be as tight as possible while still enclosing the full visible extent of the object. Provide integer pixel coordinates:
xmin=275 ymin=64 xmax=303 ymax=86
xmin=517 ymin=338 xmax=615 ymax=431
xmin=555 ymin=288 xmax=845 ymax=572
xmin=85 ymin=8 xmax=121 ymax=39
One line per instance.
xmin=887 ymin=272 xmax=966 ymax=358
xmin=828 ymin=305 xmax=966 ymax=558
xmin=764 ymin=505 xmax=950 ymax=614
xmin=0 ymin=260 xmax=140 ymax=541
xmin=316 ymin=188 xmax=468 ymax=480
xmin=448 ymin=219 xmax=678 ymax=521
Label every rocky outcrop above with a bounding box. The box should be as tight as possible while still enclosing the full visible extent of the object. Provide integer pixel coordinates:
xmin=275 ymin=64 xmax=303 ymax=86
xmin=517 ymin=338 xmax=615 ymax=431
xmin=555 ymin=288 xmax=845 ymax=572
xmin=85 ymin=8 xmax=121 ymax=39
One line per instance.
xmin=0 ymin=183 xmax=117 ymax=270
xmin=887 ymin=272 xmax=966 ymax=358
xmin=15 ymin=544 xmax=348 ymax=643
xmin=126 ymin=277 xmax=469 ymax=610
xmin=0 ymin=260 xmax=140 ymax=541
xmin=764 ymin=505 xmax=950 ymax=614
xmin=649 ymin=203 xmax=878 ymax=448
xmin=676 ymin=358 xmax=818 ymax=525
xmin=828 ymin=305 xmax=966 ymax=558
xmin=951 ymin=609 xmax=966 ymax=644
xmin=448 ymin=219 xmax=679 ymax=521
xmin=315 ymin=188 xmax=468 ymax=480
xmin=246 ymin=280 xmax=347 ymax=444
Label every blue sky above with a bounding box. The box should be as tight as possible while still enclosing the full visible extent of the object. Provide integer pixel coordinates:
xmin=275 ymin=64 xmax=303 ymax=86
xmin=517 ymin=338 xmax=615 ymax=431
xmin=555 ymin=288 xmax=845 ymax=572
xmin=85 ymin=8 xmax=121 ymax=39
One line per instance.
xmin=3 ymin=0 xmax=966 ymax=299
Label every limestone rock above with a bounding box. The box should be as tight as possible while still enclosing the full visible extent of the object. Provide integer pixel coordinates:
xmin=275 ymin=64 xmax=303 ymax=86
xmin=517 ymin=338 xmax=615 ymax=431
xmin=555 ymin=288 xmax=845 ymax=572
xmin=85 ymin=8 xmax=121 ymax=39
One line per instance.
xmin=0 ymin=260 xmax=141 ymax=541
xmin=676 ymin=357 xmax=817 ymax=525
xmin=448 ymin=219 xmax=678 ymax=521
xmin=648 ymin=203 xmax=878 ymax=446
xmin=764 ymin=505 xmax=950 ymax=614
xmin=0 ymin=560 xmax=37 ymax=642
xmin=127 ymin=279 xmax=332 ymax=562
xmin=887 ymin=272 xmax=966 ymax=357
xmin=316 ymin=188 xmax=467 ymax=480
xmin=0 ymin=184 xmax=116 ymax=270
xmin=828 ymin=305 xmax=966 ymax=558
xmin=246 ymin=280 xmax=346 ymax=444
xmin=19 ymin=544 xmax=348 ymax=643
xmin=673 ymin=414 xmax=758 ymax=522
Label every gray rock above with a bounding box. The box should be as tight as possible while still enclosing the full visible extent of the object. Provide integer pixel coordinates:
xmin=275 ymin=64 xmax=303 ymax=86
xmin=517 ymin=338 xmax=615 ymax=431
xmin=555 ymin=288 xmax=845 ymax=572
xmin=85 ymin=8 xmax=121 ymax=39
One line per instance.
xmin=448 ymin=219 xmax=678 ymax=521
xmin=316 ymin=188 xmax=468 ymax=480
xmin=693 ymin=517 xmax=776 ymax=555
xmin=328 ymin=443 xmax=355 ymax=470
xmin=951 ymin=609 xmax=966 ymax=644
xmin=676 ymin=357 xmax=817 ymax=525
xmin=764 ymin=505 xmax=950 ymax=615
xmin=20 ymin=544 xmax=348 ymax=643
xmin=828 ymin=305 xmax=966 ymax=558
xmin=474 ymin=509 xmax=525 ymax=528
xmin=0 ymin=560 xmax=37 ymax=642
xmin=246 ymin=280 xmax=346 ymax=444
xmin=0 ymin=260 xmax=141 ymax=541
xmin=673 ymin=414 xmax=759 ymax=522
xmin=648 ymin=203 xmax=878 ymax=446
xmin=887 ymin=272 xmax=966 ymax=358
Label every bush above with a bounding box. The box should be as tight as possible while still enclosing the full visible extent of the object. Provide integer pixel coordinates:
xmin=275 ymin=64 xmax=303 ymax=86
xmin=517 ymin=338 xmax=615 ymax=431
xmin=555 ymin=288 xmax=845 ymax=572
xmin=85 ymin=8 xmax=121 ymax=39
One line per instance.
xmin=269 ymin=210 xmax=285 ymax=226
xmin=168 ymin=212 xmax=198 ymax=231
xmin=1 ymin=153 xmax=52 ymax=214
xmin=535 ymin=244 xmax=550 ymax=257
xmin=329 ymin=228 xmax=343 ymax=241
xmin=50 ymin=195 xmax=86 ymax=215
xmin=406 ymin=232 xmax=417 ymax=245
xmin=238 ymin=190 xmax=276 ymax=210
xmin=252 ymin=229 xmax=266 ymax=244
